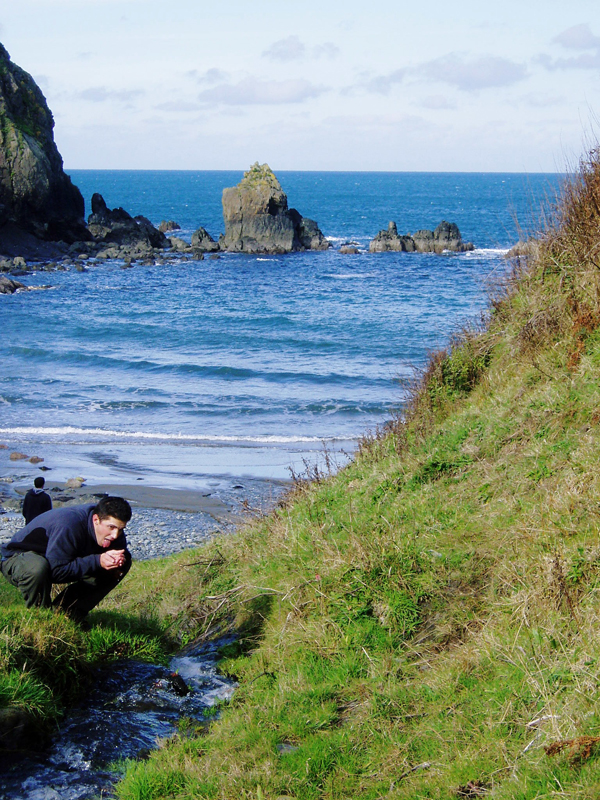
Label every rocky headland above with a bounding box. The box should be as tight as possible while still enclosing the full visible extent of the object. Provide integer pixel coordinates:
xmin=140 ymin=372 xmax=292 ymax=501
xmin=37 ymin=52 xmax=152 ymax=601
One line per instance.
xmin=0 ymin=44 xmax=89 ymax=249
xmin=220 ymin=162 xmax=330 ymax=254
xmin=369 ymin=220 xmax=474 ymax=253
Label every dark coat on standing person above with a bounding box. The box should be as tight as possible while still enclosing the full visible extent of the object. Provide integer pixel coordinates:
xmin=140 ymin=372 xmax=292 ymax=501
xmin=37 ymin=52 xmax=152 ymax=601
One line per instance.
xmin=22 ymin=488 xmax=53 ymax=525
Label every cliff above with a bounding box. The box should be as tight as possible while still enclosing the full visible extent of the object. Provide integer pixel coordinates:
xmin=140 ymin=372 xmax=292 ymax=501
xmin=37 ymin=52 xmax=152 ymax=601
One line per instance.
xmin=220 ymin=163 xmax=329 ymax=253
xmin=0 ymin=43 xmax=87 ymax=246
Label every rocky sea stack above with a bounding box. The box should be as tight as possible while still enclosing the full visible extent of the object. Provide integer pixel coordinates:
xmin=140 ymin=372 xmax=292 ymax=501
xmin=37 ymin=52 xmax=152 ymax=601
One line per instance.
xmin=87 ymin=193 xmax=167 ymax=251
xmin=369 ymin=220 xmax=474 ymax=253
xmin=0 ymin=43 xmax=88 ymax=249
xmin=220 ymin=163 xmax=329 ymax=254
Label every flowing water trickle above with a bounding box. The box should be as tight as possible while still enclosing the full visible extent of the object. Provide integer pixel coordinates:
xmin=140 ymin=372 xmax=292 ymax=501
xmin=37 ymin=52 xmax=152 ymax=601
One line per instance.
xmin=0 ymin=638 xmax=236 ymax=800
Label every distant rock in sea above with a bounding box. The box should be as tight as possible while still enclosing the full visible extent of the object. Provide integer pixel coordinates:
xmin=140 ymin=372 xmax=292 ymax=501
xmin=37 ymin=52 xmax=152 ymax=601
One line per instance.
xmin=369 ymin=220 xmax=474 ymax=253
xmin=191 ymin=226 xmax=219 ymax=252
xmin=220 ymin=163 xmax=330 ymax=254
xmin=158 ymin=220 xmax=181 ymax=233
xmin=0 ymin=275 xmax=25 ymax=294
xmin=505 ymin=239 xmax=539 ymax=260
xmin=0 ymin=43 xmax=89 ymax=253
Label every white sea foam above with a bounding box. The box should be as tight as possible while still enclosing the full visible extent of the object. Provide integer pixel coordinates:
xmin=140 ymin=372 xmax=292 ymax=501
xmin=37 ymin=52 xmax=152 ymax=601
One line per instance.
xmin=461 ymin=247 xmax=509 ymax=258
xmin=326 ymin=236 xmax=369 ymax=245
xmin=325 ymin=273 xmax=376 ymax=280
xmin=0 ymin=425 xmax=345 ymax=445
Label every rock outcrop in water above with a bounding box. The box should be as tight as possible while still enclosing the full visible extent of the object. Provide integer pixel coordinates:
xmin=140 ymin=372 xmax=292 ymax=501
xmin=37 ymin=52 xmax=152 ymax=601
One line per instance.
xmin=191 ymin=225 xmax=219 ymax=252
xmin=369 ymin=220 xmax=474 ymax=253
xmin=220 ymin=163 xmax=330 ymax=254
xmin=87 ymin=193 xmax=167 ymax=251
xmin=0 ymin=43 xmax=88 ymax=250
xmin=0 ymin=275 xmax=24 ymax=294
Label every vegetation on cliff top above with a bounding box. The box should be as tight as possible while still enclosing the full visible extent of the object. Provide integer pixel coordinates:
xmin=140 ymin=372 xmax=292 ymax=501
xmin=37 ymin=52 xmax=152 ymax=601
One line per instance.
xmin=240 ymin=162 xmax=283 ymax=192
xmin=114 ymin=147 xmax=600 ymax=799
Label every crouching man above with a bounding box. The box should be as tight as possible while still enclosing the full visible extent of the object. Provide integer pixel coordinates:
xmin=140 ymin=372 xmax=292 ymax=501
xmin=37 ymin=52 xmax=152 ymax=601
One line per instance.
xmin=0 ymin=496 xmax=132 ymax=625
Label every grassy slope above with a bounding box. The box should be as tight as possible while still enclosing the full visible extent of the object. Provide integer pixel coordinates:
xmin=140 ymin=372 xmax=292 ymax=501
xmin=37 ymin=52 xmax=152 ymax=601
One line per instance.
xmin=115 ymin=150 xmax=600 ymax=800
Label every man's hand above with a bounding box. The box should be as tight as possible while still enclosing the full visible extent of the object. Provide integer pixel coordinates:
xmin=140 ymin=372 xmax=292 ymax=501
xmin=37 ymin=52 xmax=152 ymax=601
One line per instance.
xmin=100 ymin=549 xmax=126 ymax=570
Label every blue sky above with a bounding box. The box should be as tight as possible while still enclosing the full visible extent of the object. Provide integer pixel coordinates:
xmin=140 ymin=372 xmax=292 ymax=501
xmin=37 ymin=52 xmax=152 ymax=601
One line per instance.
xmin=2 ymin=0 xmax=599 ymax=171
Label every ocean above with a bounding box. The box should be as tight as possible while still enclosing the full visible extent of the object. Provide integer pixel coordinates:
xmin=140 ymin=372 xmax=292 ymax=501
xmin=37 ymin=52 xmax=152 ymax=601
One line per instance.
xmin=0 ymin=170 xmax=565 ymax=496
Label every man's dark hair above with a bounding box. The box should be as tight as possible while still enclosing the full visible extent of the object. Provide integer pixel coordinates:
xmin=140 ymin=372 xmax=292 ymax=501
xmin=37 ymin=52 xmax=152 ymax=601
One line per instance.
xmin=33 ymin=477 xmax=45 ymax=489
xmin=94 ymin=496 xmax=132 ymax=523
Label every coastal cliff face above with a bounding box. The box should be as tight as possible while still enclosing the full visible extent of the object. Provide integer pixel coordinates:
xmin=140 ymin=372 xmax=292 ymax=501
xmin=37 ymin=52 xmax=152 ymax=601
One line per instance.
xmin=220 ymin=163 xmax=329 ymax=254
xmin=0 ymin=43 xmax=87 ymax=243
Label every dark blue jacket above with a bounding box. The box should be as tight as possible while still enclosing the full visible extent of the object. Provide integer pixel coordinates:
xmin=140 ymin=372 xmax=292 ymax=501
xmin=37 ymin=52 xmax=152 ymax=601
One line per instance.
xmin=22 ymin=488 xmax=53 ymax=525
xmin=1 ymin=504 xmax=129 ymax=583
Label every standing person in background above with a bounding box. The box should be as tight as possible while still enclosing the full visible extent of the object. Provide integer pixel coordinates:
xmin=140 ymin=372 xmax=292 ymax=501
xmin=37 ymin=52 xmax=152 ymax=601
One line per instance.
xmin=22 ymin=476 xmax=52 ymax=524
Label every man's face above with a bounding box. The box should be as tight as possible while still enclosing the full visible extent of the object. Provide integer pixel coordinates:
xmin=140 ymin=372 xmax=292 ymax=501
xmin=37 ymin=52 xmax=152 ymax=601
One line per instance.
xmin=93 ymin=514 xmax=127 ymax=548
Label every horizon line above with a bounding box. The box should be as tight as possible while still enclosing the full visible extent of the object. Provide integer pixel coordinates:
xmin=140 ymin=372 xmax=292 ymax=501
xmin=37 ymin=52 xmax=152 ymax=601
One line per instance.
xmin=65 ymin=167 xmax=568 ymax=176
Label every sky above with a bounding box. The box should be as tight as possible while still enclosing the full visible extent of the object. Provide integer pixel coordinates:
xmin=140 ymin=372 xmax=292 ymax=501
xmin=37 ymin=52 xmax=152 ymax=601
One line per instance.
xmin=2 ymin=0 xmax=600 ymax=171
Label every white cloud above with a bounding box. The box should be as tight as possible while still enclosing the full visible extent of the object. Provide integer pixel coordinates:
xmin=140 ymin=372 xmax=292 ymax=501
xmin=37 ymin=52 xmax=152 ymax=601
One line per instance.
xmin=537 ymin=51 xmax=600 ymax=71
xmin=262 ymin=35 xmax=306 ymax=62
xmin=538 ymin=24 xmax=600 ymax=71
xmin=197 ymin=77 xmax=326 ymax=106
xmin=262 ymin=36 xmax=340 ymax=62
xmin=553 ymin=23 xmax=600 ymax=51
xmin=154 ymin=100 xmax=200 ymax=113
xmin=417 ymin=54 xmax=528 ymax=91
xmin=348 ymin=54 xmax=526 ymax=98
xmin=516 ymin=92 xmax=564 ymax=108
xmin=77 ymin=86 xmax=144 ymax=104
xmin=188 ymin=68 xmax=230 ymax=84
xmin=312 ymin=42 xmax=339 ymax=59
xmin=416 ymin=95 xmax=456 ymax=110
xmin=371 ymin=69 xmax=405 ymax=95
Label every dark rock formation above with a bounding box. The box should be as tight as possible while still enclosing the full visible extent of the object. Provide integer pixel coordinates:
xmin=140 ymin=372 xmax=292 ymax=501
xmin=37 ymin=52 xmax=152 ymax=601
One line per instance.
xmin=369 ymin=221 xmax=416 ymax=253
xmin=191 ymin=225 xmax=219 ymax=252
xmin=87 ymin=193 xmax=167 ymax=250
xmin=220 ymin=163 xmax=329 ymax=254
xmin=168 ymin=236 xmax=192 ymax=253
xmin=369 ymin=220 xmax=473 ymax=254
xmin=0 ymin=275 xmax=24 ymax=294
xmin=0 ymin=43 xmax=88 ymax=246
xmin=158 ymin=220 xmax=180 ymax=233
xmin=340 ymin=245 xmax=360 ymax=254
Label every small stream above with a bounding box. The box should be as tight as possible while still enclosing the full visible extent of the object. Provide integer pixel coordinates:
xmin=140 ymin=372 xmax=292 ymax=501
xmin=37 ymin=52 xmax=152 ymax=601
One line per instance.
xmin=0 ymin=637 xmax=236 ymax=800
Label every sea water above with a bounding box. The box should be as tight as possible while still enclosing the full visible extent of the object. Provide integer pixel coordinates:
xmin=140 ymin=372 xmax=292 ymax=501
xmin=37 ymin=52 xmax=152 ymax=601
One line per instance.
xmin=0 ymin=171 xmax=565 ymax=493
